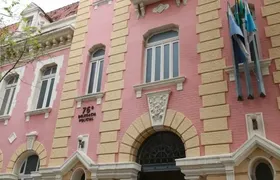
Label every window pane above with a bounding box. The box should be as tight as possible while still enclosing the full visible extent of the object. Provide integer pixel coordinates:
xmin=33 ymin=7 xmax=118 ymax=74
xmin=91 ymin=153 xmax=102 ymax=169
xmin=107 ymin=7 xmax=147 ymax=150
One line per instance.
xmin=249 ymin=36 xmax=259 ymax=62
xmin=155 ymin=46 xmax=161 ymax=81
xmin=164 ymin=44 xmax=170 ymax=79
xmin=145 ymin=49 xmax=152 ymax=83
xmin=20 ymin=161 xmax=26 ymax=174
xmin=148 ymin=31 xmax=178 ymax=43
xmin=46 ymin=78 xmax=55 ymax=107
xmin=43 ymin=67 xmax=51 ymax=76
xmin=92 ymin=49 xmax=105 ymax=58
xmin=173 ymin=42 xmax=179 ymax=77
xmin=25 ymin=155 xmax=39 ymax=174
xmin=0 ymin=89 xmax=11 ymax=115
xmin=6 ymin=87 xmax=15 ymax=114
xmin=51 ymin=66 xmax=57 ymax=74
xmin=36 ymin=80 xmax=48 ymax=109
xmin=97 ymin=60 xmax=103 ymax=92
xmin=88 ymin=62 xmax=97 ymax=94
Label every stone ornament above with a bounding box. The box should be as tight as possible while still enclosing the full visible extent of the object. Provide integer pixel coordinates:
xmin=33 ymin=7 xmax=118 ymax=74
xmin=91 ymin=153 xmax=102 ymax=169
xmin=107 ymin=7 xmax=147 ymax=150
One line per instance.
xmin=26 ymin=131 xmax=38 ymax=150
xmin=153 ymin=4 xmax=170 ymax=14
xmin=147 ymin=90 xmax=171 ymax=129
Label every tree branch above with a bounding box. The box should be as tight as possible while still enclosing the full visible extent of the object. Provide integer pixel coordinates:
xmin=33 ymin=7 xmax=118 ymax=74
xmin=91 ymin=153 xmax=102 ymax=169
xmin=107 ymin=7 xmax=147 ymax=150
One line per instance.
xmin=0 ymin=40 xmax=27 ymax=82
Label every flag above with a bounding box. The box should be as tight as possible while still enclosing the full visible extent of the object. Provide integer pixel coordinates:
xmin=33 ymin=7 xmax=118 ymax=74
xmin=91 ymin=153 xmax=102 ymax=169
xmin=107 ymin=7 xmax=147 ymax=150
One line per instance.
xmin=227 ymin=3 xmax=249 ymax=63
xmin=244 ymin=1 xmax=256 ymax=33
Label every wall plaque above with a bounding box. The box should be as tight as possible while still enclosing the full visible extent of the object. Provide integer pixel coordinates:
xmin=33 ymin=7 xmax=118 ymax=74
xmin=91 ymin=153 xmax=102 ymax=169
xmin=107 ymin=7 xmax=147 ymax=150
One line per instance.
xmin=78 ymin=106 xmax=96 ymax=123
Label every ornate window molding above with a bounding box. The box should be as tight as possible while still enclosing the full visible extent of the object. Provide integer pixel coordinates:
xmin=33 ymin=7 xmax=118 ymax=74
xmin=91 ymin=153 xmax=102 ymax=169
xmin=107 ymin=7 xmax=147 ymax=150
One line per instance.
xmin=245 ymin=112 xmax=265 ymax=139
xmin=75 ymin=92 xmax=104 ymax=108
xmin=133 ymin=76 xmax=185 ymax=98
xmin=26 ymin=55 xmax=63 ymax=121
xmin=0 ymin=66 xmax=25 ymax=125
xmin=248 ymin=157 xmax=275 ymax=180
xmin=225 ymin=59 xmax=271 ymax=81
xmin=93 ymin=0 xmax=112 ymax=9
xmin=25 ymin=107 xmax=52 ymax=121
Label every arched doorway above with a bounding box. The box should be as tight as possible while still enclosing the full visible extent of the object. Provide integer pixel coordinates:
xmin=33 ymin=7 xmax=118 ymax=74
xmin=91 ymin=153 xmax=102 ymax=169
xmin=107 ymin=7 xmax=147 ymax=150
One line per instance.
xmin=137 ymin=131 xmax=185 ymax=180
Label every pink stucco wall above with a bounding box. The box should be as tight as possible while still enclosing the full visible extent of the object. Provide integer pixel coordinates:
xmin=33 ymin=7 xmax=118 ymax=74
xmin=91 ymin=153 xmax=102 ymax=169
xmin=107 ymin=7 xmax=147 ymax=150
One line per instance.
xmin=0 ymin=49 xmax=69 ymax=172
xmin=119 ymin=0 xmax=203 ymax=156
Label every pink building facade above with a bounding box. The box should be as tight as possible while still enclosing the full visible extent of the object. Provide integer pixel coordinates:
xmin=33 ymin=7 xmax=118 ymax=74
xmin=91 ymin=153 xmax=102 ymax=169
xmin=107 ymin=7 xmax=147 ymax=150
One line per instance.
xmin=0 ymin=0 xmax=280 ymax=179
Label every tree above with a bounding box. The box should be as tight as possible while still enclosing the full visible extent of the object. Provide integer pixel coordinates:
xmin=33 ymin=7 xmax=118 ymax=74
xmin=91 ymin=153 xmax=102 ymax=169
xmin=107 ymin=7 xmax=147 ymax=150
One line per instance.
xmin=0 ymin=0 xmax=46 ymax=82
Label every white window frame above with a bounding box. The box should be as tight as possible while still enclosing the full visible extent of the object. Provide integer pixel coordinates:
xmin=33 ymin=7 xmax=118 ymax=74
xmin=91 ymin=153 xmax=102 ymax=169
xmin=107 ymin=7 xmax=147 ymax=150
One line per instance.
xmin=36 ymin=66 xmax=57 ymax=110
xmin=144 ymin=35 xmax=179 ymax=83
xmin=18 ymin=155 xmax=40 ymax=180
xmin=87 ymin=52 xmax=104 ymax=94
xmin=0 ymin=76 xmax=18 ymax=116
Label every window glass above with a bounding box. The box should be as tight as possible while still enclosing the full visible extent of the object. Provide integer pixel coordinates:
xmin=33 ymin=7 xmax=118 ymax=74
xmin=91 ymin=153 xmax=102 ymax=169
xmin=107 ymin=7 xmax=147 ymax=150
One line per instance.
xmin=255 ymin=162 xmax=273 ymax=180
xmin=36 ymin=80 xmax=47 ymax=109
xmin=46 ymin=78 xmax=55 ymax=107
xmin=145 ymin=30 xmax=179 ymax=83
xmin=88 ymin=48 xmax=104 ymax=94
xmin=0 ymin=89 xmax=11 ymax=115
xmin=19 ymin=155 xmax=39 ymax=180
xmin=173 ymin=42 xmax=179 ymax=77
xmin=36 ymin=65 xmax=57 ymax=109
xmin=155 ymin=47 xmax=161 ymax=81
xmin=97 ymin=60 xmax=104 ymax=92
xmin=0 ymin=75 xmax=18 ymax=115
xmin=148 ymin=30 xmax=178 ymax=43
xmin=164 ymin=44 xmax=170 ymax=79
xmin=145 ymin=49 xmax=152 ymax=83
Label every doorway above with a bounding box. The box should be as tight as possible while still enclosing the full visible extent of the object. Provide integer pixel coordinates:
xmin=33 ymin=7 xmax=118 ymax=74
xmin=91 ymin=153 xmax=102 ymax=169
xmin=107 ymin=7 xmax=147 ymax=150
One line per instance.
xmin=137 ymin=131 xmax=185 ymax=180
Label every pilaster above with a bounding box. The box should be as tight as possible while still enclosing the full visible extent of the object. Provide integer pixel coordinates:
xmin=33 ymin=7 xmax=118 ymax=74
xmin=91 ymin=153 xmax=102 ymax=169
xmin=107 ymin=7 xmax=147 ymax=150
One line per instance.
xmin=196 ymin=0 xmax=232 ymax=155
xmin=97 ymin=0 xmax=131 ymax=163
xmin=48 ymin=0 xmax=91 ymax=166
xmin=262 ymin=0 xmax=280 ymax=107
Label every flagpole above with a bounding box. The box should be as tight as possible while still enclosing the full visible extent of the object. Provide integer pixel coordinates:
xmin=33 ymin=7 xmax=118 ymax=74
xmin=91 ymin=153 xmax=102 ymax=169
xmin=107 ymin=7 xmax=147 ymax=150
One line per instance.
xmin=252 ymin=36 xmax=266 ymax=97
xmin=241 ymin=18 xmax=254 ymax=99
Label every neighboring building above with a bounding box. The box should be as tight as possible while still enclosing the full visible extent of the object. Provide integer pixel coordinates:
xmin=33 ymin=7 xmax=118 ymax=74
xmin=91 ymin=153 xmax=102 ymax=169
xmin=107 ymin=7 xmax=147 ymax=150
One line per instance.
xmin=0 ymin=0 xmax=280 ymax=179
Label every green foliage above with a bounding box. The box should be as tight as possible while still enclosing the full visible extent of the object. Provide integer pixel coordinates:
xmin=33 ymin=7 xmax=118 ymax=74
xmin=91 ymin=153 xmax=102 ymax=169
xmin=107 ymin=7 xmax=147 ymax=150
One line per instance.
xmin=0 ymin=0 xmax=45 ymax=82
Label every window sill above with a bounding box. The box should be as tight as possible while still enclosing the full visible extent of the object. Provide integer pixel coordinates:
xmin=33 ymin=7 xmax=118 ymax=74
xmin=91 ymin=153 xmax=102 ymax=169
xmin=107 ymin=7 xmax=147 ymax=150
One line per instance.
xmin=75 ymin=92 xmax=104 ymax=108
xmin=25 ymin=107 xmax=52 ymax=121
xmin=224 ymin=59 xmax=271 ymax=81
xmin=0 ymin=115 xmax=11 ymax=125
xmin=133 ymin=76 xmax=186 ymax=98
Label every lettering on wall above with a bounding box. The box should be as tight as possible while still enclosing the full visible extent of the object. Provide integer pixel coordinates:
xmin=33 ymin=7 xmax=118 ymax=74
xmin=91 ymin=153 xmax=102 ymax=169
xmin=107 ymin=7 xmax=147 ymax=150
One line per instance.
xmin=78 ymin=106 xmax=96 ymax=123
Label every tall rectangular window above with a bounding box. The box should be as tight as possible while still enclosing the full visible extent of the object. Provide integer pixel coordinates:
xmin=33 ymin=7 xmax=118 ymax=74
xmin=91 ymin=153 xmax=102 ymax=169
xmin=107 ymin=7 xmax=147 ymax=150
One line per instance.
xmin=88 ymin=49 xmax=104 ymax=94
xmin=145 ymin=30 xmax=179 ymax=83
xmin=0 ymin=75 xmax=18 ymax=116
xmin=36 ymin=66 xmax=57 ymax=109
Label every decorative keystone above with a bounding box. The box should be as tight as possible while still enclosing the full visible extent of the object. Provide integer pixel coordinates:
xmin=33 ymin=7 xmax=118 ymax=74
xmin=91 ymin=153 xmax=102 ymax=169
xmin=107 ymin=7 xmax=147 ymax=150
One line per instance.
xmin=26 ymin=131 xmax=38 ymax=150
xmin=146 ymin=90 xmax=171 ymax=130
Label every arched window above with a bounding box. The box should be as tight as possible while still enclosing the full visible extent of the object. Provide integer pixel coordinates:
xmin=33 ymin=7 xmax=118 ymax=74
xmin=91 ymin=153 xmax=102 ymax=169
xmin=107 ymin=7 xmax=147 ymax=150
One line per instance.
xmin=36 ymin=65 xmax=57 ymax=109
xmin=87 ymin=49 xmax=104 ymax=94
xmin=0 ymin=75 xmax=19 ymax=116
xmin=18 ymin=155 xmax=40 ymax=180
xmin=145 ymin=30 xmax=179 ymax=83
xmin=137 ymin=132 xmax=185 ymax=180
xmin=71 ymin=168 xmax=86 ymax=180
xmin=250 ymin=159 xmax=274 ymax=180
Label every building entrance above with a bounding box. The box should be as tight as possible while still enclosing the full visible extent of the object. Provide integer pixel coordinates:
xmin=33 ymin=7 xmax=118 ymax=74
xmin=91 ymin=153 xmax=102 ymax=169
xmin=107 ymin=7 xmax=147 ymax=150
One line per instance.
xmin=136 ymin=131 xmax=185 ymax=180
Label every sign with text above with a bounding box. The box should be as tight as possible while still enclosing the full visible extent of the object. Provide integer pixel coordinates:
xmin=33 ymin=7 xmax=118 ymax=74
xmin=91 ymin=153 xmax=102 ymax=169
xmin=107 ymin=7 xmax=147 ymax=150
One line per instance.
xmin=78 ymin=106 xmax=96 ymax=123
